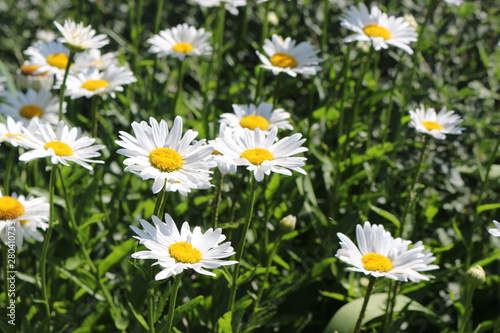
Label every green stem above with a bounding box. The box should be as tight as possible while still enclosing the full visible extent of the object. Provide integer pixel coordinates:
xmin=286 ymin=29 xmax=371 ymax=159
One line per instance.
xmin=91 ymin=96 xmax=99 ymax=137
xmin=260 ymin=0 xmax=271 ymax=46
xmin=384 ymin=281 xmax=400 ymax=333
xmin=227 ymin=177 xmax=258 ymax=313
xmin=164 ymin=273 xmax=182 ymax=333
xmin=272 ymin=73 xmax=282 ymax=106
xmin=40 ymin=165 xmax=57 ymax=327
xmin=153 ymin=0 xmax=165 ymax=35
xmin=212 ymin=172 xmax=224 ymax=230
xmin=3 ymin=147 xmax=16 ymax=195
xmin=58 ymin=51 xmax=75 ymax=121
xmin=320 ymin=0 xmax=329 ymax=53
xmin=353 ymin=276 xmax=377 ymax=333
xmin=172 ymin=59 xmax=185 ymax=116
xmin=458 ymin=284 xmax=475 ymax=333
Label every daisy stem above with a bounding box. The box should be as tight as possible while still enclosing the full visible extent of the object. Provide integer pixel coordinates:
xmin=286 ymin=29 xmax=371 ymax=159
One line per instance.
xmin=3 ymin=147 xmax=16 ymax=195
xmin=273 ymin=73 xmax=282 ymax=106
xmin=320 ymin=0 xmax=330 ymax=53
xmin=353 ymin=275 xmax=377 ymax=333
xmin=171 ymin=59 xmax=185 ymax=116
xmin=91 ymin=96 xmax=100 ymax=137
xmin=458 ymin=284 xmax=475 ymax=333
xmin=382 ymin=281 xmax=400 ymax=333
xmin=40 ymin=164 xmax=57 ymax=327
xmin=254 ymin=68 xmax=265 ymax=104
xmin=164 ymin=273 xmax=182 ymax=333
xmin=227 ymin=177 xmax=258 ymax=313
xmin=399 ymin=135 xmax=429 ymax=237
xmin=260 ymin=0 xmax=271 ymax=46
xmin=212 ymin=172 xmax=224 ymax=230
xmin=153 ymin=0 xmax=165 ymax=35
xmin=58 ymin=50 xmax=75 ymax=121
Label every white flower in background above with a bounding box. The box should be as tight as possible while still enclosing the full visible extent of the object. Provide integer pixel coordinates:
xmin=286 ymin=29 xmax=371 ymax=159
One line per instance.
xmin=488 ymin=220 xmax=500 ymax=237
xmin=0 ymin=89 xmax=64 ymax=125
xmin=341 ymin=3 xmax=418 ymax=54
xmin=147 ymin=23 xmax=212 ymax=61
xmin=54 ymin=19 xmax=109 ymax=52
xmin=444 ymin=0 xmax=464 ymax=5
xmin=36 ymin=30 xmax=57 ymax=43
xmin=24 ymin=41 xmax=71 ymax=76
xmin=212 ymin=127 xmax=307 ymax=182
xmin=116 ymin=116 xmax=216 ymax=194
xmin=0 ymin=191 xmax=49 ymax=248
xmin=256 ymin=34 xmax=323 ymax=77
xmin=409 ymin=105 xmax=465 ymax=140
xmin=191 ymin=0 xmax=248 ymax=15
xmin=0 ymin=117 xmax=38 ymax=148
xmin=336 ymin=222 xmax=439 ymax=282
xmin=62 ymin=65 xmax=136 ymax=99
xmin=73 ymin=49 xmax=119 ymax=72
xmin=131 ymin=214 xmax=238 ymax=280
xmin=209 ymin=124 xmax=237 ymax=175
xmin=19 ymin=120 xmax=105 ymax=170
xmin=220 ymin=102 xmax=293 ymax=132
xmin=16 ymin=63 xmax=55 ymax=91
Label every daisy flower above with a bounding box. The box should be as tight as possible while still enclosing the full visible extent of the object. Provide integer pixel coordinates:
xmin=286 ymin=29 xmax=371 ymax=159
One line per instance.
xmin=61 ymin=65 xmax=136 ymax=99
xmin=147 ymin=23 xmax=212 ymax=61
xmin=16 ymin=63 xmax=55 ymax=91
xmin=19 ymin=120 xmax=105 ymax=170
xmin=131 ymin=214 xmax=237 ymax=280
xmin=191 ymin=0 xmax=247 ymax=15
xmin=209 ymin=123 xmax=237 ymax=175
xmin=409 ymin=105 xmax=465 ymax=140
xmin=336 ymin=222 xmax=439 ymax=282
xmin=0 ymin=89 xmax=64 ymax=125
xmin=341 ymin=3 xmax=418 ymax=54
xmin=0 ymin=191 xmax=49 ymax=248
xmin=444 ymin=0 xmax=463 ymax=5
xmin=219 ymin=102 xmax=293 ymax=132
xmin=54 ymin=19 xmax=109 ymax=52
xmin=116 ymin=116 xmax=217 ymax=194
xmin=0 ymin=117 xmax=38 ymax=148
xmin=256 ymin=34 xmax=323 ymax=77
xmin=212 ymin=127 xmax=308 ymax=182
xmin=488 ymin=220 xmax=500 ymax=237
xmin=24 ymin=41 xmax=71 ymax=76
xmin=73 ymin=49 xmax=119 ymax=72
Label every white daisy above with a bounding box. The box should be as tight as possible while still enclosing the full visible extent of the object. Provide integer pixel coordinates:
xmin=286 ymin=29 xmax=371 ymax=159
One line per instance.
xmin=220 ymin=102 xmax=293 ymax=132
xmin=16 ymin=63 xmax=55 ymax=91
xmin=212 ymin=127 xmax=307 ymax=182
xmin=341 ymin=3 xmax=418 ymax=54
xmin=488 ymin=220 xmax=500 ymax=237
xmin=444 ymin=0 xmax=463 ymax=5
xmin=409 ymin=105 xmax=465 ymax=140
xmin=54 ymin=19 xmax=109 ymax=52
xmin=191 ymin=0 xmax=247 ymax=15
xmin=209 ymin=123 xmax=237 ymax=175
xmin=0 ymin=117 xmax=38 ymax=148
xmin=131 ymin=214 xmax=238 ymax=280
xmin=147 ymin=23 xmax=212 ymax=61
xmin=0 ymin=89 xmax=64 ymax=125
xmin=256 ymin=34 xmax=323 ymax=77
xmin=24 ymin=41 xmax=71 ymax=76
xmin=61 ymin=65 xmax=136 ymax=99
xmin=73 ymin=49 xmax=119 ymax=72
xmin=336 ymin=222 xmax=439 ymax=282
xmin=19 ymin=120 xmax=105 ymax=170
xmin=0 ymin=190 xmax=49 ymax=248
xmin=116 ymin=116 xmax=217 ymax=194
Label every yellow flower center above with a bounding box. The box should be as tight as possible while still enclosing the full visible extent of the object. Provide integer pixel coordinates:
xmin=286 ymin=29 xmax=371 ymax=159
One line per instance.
xmin=46 ymin=53 xmax=69 ymax=69
xmin=240 ymin=148 xmax=273 ymax=165
xmin=172 ymin=42 xmax=194 ymax=53
xmin=169 ymin=242 xmax=202 ymax=264
xmin=239 ymin=115 xmax=270 ymax=130
xmin=81 ymin=79 xmax=110 ymax=91
xmin=422 ymin=121 xmax=443 ymax=131
xmin=212 ymin=150 xmax=222 ymax=155
xmin=149 ymin=148 xmax=184 ymax=172
xmin=361 ymin=253 xmax=393 ymax=272
xmin=363 ymin=24 xmax=392 ymax=40
xmin=44 ymin=141 xmax=74 ymax=156
xmin=270 ymin=52 xmax=298 ymax=68
xmin=0 ymin=196 xmax=25 ymax=220
xmin=19 ymin=220 xmax=29 ymax=225
xmin=20 ymin=64 xmax=48 ymax=76
xmin=19 ymin=104 xmax=44 ymax=119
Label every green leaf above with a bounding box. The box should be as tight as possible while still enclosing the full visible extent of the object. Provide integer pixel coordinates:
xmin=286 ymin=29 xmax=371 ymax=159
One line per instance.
xmin=218 ymin=312 xmax=233 ymax=333
xmin=172 ymin=295 xmax=204 ymax=325
xmin=476 ymin=203 xmax=500 ymax=214
xmin=369 ymin=203 xmax=401 ymax=228
xmin=98 ymin=239 xmax=136 ymax=277
xmin=323 ymin=293 xmax=435 ymax=333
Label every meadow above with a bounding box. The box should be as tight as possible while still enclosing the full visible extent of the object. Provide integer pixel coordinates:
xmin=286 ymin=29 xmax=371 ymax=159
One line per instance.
xmin=0 ymin=0 xmax=499 ymax=332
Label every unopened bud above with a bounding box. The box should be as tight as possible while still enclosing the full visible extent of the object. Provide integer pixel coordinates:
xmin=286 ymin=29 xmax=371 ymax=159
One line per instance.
xmin=465 ymin=265 xmax=486 ymax=286
xmin=280 ymin=215 xmax=296 ymax=232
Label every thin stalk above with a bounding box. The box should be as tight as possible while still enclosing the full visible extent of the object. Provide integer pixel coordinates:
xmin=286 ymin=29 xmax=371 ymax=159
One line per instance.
xmin=153 ymin=0 xmax=165 ymax=35
xmin=353 ymin=276 xmax=377 ymax=333
xmin=212 ymin=172 xmax=224 ymax=230
xmin=253 ymin=68 xmax=265 ymax=104
xmin=171 ymin=59 xmax=185 ymax=116
xmin=40 ymin=165 xmax=57 ymax=327
xmin=227 ymin=177 xmax=258 ymax=313
xmin=260 ymin=0 xmax=271 ymax=46
xmin=58 ymin=51 xmax=76 ymax=121
xmin=383 ymin=281 xmax=400 ymax=333
xmin=91 ymin=96 xmax=99 ymax=137
xmin=164 ymin=273 xmax=182 ymax=333
xmin=272 ymin=73 xmax=283 ymax=106
xmin=3 ymin=147 xmax=16 ymax=194
xmin=320 ymin=0 xmax=330 ymax=53
xmin=458 ymin=284 xmax=475 ymax=333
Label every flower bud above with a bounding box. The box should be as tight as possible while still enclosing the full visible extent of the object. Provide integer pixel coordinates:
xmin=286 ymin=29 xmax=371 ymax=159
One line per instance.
xmin=464 ymin=265 xmax=486 ymax=287
xmin=280 ymin=214 xmax=296 ymax=232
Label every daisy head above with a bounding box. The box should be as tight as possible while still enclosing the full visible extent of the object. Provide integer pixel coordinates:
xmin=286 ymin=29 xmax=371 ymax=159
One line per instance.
xmin=191 ymin=0 xmax=247 ymax=15
xmin=208 ymin=123 xmax=238 ymax=175
xmin=19 ymin=119 xmax=105 ymax=170
xmin=341 ymin=3 xmax=418 ymax=54
xmin=61 ymin=65 xmax=136 ymax=99
xmin=130 ymin=214 xmax=237 ymax=280
xmin=488 ymin=220 xmax=500 ymax=237
xmin=54 ymin=19 xmax=109 ymax=52
xmin=73 ymin=49 xmax=119 ymax=72
xmin=220 ymin=102 xmax=293 ymax=132
xmin=0 ymin=89 xmax=64 ymax=125
xmin=409 ymin=105 xmax=465 ymax=140
xmin=256 ymin=34 xmax=323 ymax=77
xmin=24 ymin=41 xmax=71 ymax=76
xmin=212 ymin=127 xmax=308 ymax=182
xmin=336 ymin=222 xmax=439 ymax=282
xmin=16 ymin=63 xmax=55 ymax=91
xmin=147 ymin=23 xmax=212 ymax=61
xmin=0 ymin=117 xmax=38 ymax=148
xmin=0 ymin=190 xmax=49 ymax=248
xmin=116 ymin=116 xmax=217 ymax=194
